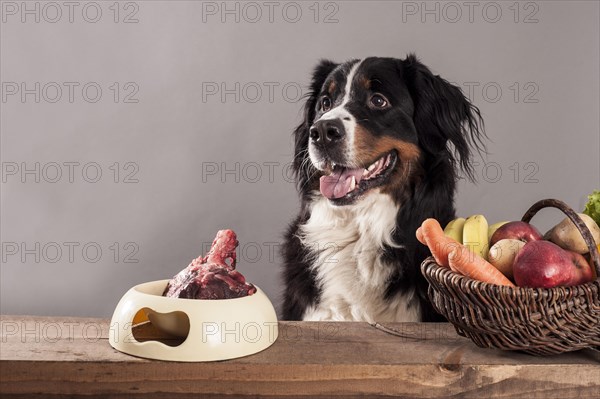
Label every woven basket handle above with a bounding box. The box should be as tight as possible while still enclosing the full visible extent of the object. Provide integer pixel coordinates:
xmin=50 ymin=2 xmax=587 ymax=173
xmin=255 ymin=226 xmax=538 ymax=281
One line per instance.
xmin=521 ymin=198 xmax=600 ymax=277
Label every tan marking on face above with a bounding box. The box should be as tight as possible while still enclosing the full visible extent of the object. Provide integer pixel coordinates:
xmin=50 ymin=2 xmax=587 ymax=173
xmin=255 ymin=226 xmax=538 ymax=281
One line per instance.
xmin=354 ymin=125 xmax=420 ymax=164
xmin=353 ymin=125 xmax=422 ymax=195
xmin=328 ymin=81 xmax=336 ymax=95
xmin=359 ymin=76 xmax=371 ymax=90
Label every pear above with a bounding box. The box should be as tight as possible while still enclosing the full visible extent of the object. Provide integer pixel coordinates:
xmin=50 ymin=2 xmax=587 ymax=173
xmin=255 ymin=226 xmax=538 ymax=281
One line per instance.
xmin=545 ymin=213 xmax=600 ymax=254
xmin=444 ymin=218 xmax=466 ymax=243
xmin=488 ymin=221 xmax=509 ymax=242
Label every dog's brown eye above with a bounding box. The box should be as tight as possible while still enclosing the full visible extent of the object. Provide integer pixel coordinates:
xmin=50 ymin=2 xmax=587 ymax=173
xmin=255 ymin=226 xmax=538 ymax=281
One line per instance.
xmin=321 ymin=96 xmax=332 ymax=111
xmin=370 ymin=94 xmax=389 ymax=109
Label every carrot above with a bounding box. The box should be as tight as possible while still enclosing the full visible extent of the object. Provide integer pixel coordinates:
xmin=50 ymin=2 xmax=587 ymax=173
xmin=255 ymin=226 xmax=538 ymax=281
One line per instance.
xmin=448 ymin=245 xmax=515 ymax=287
xmin=419 ymin=218 xmax=461 ymax=268
xmin=416 ymin=227 xmax=426 ymax=245
xmin=419 ymin=218 xmax=515 ymax=286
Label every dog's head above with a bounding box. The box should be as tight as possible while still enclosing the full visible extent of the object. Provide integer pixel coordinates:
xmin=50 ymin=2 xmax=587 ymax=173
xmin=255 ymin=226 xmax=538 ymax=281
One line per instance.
xmin=293 ymin=55 xmax=485 ymax=206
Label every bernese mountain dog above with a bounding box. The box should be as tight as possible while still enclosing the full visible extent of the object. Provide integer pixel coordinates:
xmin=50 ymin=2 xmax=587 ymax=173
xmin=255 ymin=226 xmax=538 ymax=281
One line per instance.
xmin=282 ymin=55 xmax=485 ymax=322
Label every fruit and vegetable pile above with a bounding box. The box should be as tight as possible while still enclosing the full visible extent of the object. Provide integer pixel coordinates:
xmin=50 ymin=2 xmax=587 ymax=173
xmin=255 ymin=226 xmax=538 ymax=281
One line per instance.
xmin=417 ymin=191 xmax=600 ymax=288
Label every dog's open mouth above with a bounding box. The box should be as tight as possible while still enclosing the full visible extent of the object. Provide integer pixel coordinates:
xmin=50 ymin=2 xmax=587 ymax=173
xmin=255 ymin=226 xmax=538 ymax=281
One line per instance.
xmin=319 ymin=151 xmax=397 ymax=203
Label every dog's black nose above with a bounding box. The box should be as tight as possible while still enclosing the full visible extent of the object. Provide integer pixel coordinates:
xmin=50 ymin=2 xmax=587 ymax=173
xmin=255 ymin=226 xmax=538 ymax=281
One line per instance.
xmin=309 ymin=119 xmax=345 ymax=144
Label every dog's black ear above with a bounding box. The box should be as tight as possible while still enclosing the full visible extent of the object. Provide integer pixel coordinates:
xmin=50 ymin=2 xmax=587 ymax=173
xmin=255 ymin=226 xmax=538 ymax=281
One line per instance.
xmin=293 ymin=60 xmax=338 ymax=192
xmin=403 ymin=54 xmax=485 ymax=181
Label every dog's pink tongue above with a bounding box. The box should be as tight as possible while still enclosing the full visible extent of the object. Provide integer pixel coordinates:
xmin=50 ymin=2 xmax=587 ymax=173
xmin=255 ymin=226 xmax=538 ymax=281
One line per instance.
xmin=319 ymin=168 xmax=364 ymax=199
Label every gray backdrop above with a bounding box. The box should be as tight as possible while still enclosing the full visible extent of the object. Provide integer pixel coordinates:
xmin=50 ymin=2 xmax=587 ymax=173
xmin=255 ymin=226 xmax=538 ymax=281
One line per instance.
xmin=1 ymin=0 xmax=599 ymax=318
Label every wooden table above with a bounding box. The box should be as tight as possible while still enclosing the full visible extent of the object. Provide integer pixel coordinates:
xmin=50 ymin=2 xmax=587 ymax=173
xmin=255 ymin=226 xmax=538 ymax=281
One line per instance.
xmin=1 ymin=315 xmax=599 ymax=398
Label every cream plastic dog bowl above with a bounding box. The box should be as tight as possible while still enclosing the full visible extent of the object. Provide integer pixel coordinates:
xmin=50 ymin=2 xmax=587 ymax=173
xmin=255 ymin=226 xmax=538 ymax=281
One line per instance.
xmin=109 ymin=279 xmax=279 ymax=362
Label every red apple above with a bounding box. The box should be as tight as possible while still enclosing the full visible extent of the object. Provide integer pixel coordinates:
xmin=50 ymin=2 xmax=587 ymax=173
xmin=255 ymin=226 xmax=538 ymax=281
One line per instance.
xmin=584 ymin=252 xmax=599 ymax=280
xmin=490 ymin=221 xmax=543 ymax=247
xmin=569 ymin=251 xmax=595 ymax=285
xmin=513 ymin=241 xmax=570 ymax=288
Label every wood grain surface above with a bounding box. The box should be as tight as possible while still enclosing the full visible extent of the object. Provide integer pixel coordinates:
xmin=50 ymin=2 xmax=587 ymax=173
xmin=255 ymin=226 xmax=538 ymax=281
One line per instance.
xmin=1 ymin=315 xmax=599 ymax=398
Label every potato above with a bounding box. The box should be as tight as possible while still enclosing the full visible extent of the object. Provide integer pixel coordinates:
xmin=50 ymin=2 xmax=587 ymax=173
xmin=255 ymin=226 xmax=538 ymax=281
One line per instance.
xmin=545 ymin=213 xmax=600 ymax=254
xmin=488 ymin=239 xmax=525 ymax=279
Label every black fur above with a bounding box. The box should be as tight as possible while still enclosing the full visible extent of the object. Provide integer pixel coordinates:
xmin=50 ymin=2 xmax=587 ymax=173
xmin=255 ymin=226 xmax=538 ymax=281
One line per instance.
xmin=292 ymin=59 xmax=340 ymax=202
xmin=281 ymin=55 xmax=485 ymax=321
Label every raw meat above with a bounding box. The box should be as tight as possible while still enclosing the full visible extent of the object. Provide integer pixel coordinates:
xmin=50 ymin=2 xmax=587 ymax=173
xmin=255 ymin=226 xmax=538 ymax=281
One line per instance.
xmin=163 ymin=230 xmax=256 ymax=299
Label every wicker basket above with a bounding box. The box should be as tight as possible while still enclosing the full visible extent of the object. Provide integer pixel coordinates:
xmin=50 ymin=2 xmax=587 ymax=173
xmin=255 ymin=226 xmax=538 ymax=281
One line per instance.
xmin=421 ymin=199 xmax=600 ymax=355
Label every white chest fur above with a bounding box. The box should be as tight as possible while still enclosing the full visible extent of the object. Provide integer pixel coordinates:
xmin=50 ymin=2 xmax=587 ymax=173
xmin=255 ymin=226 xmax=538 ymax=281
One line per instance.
xmin=297 ymin=192 xmax=421 ymax=322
